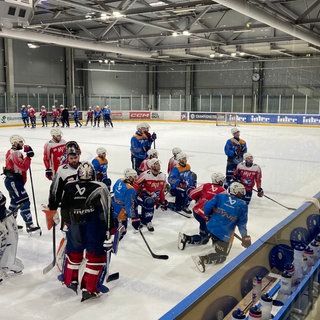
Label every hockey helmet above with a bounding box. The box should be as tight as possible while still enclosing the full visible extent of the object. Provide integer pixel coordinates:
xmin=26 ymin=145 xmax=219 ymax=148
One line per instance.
xmin=66 ymin=141 xmax=80 ymax=155
xmin=147 ymin=149 xmax=158 ymax=158
xmin=172 ymin=147 xmax=182 ymax=156
xmin=10 ymin=135 xmax=24 ymax=146
xmin=78 ymin=162 xmax=95 ymax=181
xmin=211 ymin=172 xmax=226 ymax=185
xmin=231 ymin=127 xmax=240 ymax=135
xmin=52 ymin=106 xmax=56 ymax=110
xmin=244 ymin=152 xmax=253 ymax=162
xmin=124 ymin=168 xmax=137 ymax=180
xmin=50 ymin=128 xmax=62 ymax=137
xmin=148 ymin=158 xmax=160 ymax=168
xmin=96 ymin=147 xmax=107 ymax=155
xmin=229 ymin=182 xmax=246 ymax=196
xmin=176 ymin=152 xmax=187 ymax=161
xmin=136 ymin=122 xmax=148 ymax=130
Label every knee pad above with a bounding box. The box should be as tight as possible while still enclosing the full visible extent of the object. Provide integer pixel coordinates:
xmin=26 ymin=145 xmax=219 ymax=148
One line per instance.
xmin=61 ymin=252 xmax=83 ymax=286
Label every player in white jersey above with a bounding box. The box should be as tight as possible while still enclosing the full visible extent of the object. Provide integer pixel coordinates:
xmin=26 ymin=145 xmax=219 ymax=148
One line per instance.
xmin=133 ymin=158 xmax=167 ymax=232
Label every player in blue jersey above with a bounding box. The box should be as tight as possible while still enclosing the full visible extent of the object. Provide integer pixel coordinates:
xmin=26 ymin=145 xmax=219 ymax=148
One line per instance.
xmin=168 ymin=152 xmax=196 ymax=215
xmin=102 ymin=105 xmax=113 ymax=127
xmin=192 ymin=182 xmax=251 ymax=272
xmin=92 ymin=147 xmax=111 ymax=190
xmin=93 ymin=106 xmax=102 ymax=127
xmin=224 ymin=127 xmax=247 ymax=188
xmin=112 ymin=168 xmax=138 ymax=239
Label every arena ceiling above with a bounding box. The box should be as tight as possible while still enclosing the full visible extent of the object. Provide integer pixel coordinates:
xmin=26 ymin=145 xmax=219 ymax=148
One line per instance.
xmin=2 ymin=0 xmax=320 ymax=65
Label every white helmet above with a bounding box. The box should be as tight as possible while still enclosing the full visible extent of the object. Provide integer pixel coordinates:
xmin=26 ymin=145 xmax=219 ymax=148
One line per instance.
xmin=10 ymin=135 xmax=24 ymax=146
xmin=137 ymin=122 xmax=148 ymax=130
xmin=147 ymin=149 xmax=158 ymax=158
xmin=231 ymin=127 xmax=240 ymax=135
xmin=172 ymin=147 xmax=182 ymax=156
xmin=50 ymin=128 xmax=62 ymax=137
xmin=96 ymin=147 xmax=107 ymax=155
xmin=141 ymin=122 xmax=150 ymax=128
xmin=148 ymin=158 xmax=160 ymax=168
xmin=124 ymin=168 xmax=137 ymax=180
xmin=78 ymin=162 xmax=95 ymax=181
xmin=244 ymin=152 xmax=253 ymax=161
xmin=176 ymin=152 xmax=187 ymax=161
xmin=229 ymin=182 xmax=246 ymax=196
xmin=211 ymin=172 xmax=226 ymax=185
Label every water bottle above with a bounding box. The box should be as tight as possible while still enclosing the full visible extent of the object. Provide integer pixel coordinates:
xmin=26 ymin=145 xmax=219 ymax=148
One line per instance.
xmin=232 ymin=308 xmax=246 ymax=320
xmin=252 ymin=275 xmax=262 ymax=304
xmin=260 ymin=293 xmax=273 ymax=320
xmin=279 ymin=270 xmax=292 ymax=295
xmin=303 ymin=246 xmax=314 ymax=272
xmin=248 ymin=305 xmax=262 ymax=320
xmin=310 ymin=240 xmax=320 ymax=260
xmin=292 ymin=244 xmax=305 ymax=286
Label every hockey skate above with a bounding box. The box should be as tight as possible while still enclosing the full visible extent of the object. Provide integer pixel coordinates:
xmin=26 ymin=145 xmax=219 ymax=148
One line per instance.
xmin=192 ymin=255 xmax=205 ymax=273
xmin=4 ymin=258 xmax=24 ymax=275
xmin=26 ymin=223 xmax=41 ymax=235
xmin=67 ymin=281 xmax=78 ymax=294
xmin=81 ymin=290 xmax=100 ymax=302
xmin=168 ymin=203 xmax=192 ymax=218
xmin=146 ymin=222 xmax=154 ymax=232
xmin=182 ymin=207 xmax=192 ymax=215
xmin=178 ymin=232 xmax=188 ymax=250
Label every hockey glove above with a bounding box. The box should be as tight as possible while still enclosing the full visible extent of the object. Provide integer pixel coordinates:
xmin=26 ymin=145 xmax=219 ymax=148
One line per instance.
xmin=24 ymin=145 xmax=34 ymax=158
xmin=132 ymin=217 xmax=142 ymax=230
xmin=151 ymin=132 xmax=157 ymax=140
xmin=45 ymin=168 xmax=53 ymax=180
xmin=257 ymin=188 xmax=264 ymax=197
xmin=42 ymin=209 xmax=60 ymax=230
xmin=241 ymin=235 xmax=252 ymax=248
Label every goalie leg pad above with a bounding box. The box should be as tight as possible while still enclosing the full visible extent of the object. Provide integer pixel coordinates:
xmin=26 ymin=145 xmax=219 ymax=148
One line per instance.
xmin=81 ymin=252 xmax=107 ymax=294
xmin=60 ymin=252 xmax=83 ymax=287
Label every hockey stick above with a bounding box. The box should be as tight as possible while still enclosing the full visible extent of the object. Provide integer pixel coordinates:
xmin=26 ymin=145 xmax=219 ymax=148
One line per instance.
xmin=29 ymin=167 xmax=42 ymax=235
xmin=253 ymin=189 xmax=296 ymax=211
xmin=139 ymin=229 xmax=169 ymax=260
xmin=43 ymin=223 xmax=56 ymax=274
xmin=106 ymin=272 xmax=119 ymax=282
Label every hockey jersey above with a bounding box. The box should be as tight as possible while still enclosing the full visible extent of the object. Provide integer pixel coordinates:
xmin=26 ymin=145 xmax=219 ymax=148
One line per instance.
xmin=43 ymin=139 xmax=67 ymax=174
xmin=130 ymin=132 xmax=149 ymax=159
xmin=204 ymin=193 xmax=248 ymax=242
xmin=167 ymin=156 xmax=178 ymax=174
xmin=224 ymin=137 xmax=247 ymax=165
xmin=233 ymin=162 xmax=262 ymax=191
xmin=138 ymin=158 xmax=150 ymax=172
xmin=133 ymin=170 xmax=166 ymax=203
xmin=5 ymin=149 xmax=31 ymax=184
xmin=92 ymin=156 xmax=108 ymax=181
xmin=189 ymin=183 xmax=226 ymax=219
xmin=168 ymin=163 xmax=195 ymax=189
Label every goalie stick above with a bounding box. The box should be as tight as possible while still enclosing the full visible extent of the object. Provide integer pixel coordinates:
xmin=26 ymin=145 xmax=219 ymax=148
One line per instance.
xmin=43 ymin=223 xmax=56 ymax=274
xmin=139 ymin=229 xmax=169 ymax=260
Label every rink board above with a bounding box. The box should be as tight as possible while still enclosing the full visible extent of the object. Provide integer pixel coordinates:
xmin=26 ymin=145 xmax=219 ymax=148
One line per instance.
xmin=160 ymin=192 xmax=320 ymax=320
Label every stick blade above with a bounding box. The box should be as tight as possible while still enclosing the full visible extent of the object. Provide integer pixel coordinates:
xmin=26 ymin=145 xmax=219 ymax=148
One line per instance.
xmin=153 ymin=254 xmax=169 ymax=260
xmin=43 ymin=262 xmax=55 ymax=274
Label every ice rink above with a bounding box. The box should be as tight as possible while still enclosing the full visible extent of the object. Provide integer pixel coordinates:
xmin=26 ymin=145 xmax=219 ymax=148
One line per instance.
xmin=1 ymin=121 xmax=320 ymax=320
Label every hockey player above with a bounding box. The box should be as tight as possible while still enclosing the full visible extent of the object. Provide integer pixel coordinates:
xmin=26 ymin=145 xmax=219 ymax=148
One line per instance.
xmin=48 ymin=141 xmax=81 ymax=215
xmin=144 ymin=123 xmax=157 ymax=150
xmin=92 ymin=147 xmax=111 ymax=189
xmin=0 ymin=191 xmax=24 ymax=278
xmin=167 ymin=147 xmax=182 ymax=174
xmin=133 ymin=158 xmax=167 ymax=232
xmin=167 ymin=152 xmax=196 ymax=215
xmin=51 ymin=106 xmax=60 ymax=127
xmin=192 ymin=182 xmax=251 ymax=273
xmin=130 ymin=123 xmax=150 ymax=171
xmin=40 ymin=106 xmax=48 ymax=127
xmin=43 ymin=128 xmax=66 ymax=180
xmin=20 ymin=105 xmax=29 ymax=128
xmin=112 ymin=168 xmax=138 ymax=238
xmin=233 ymin=152 xmax=264 ymax=204
xmin=85 ymin=106 xmax=93 ymax=126
xmin=27 ymin=105 xmax=36 ymax=128
xmin=3 ymin=135 xmax=40 ymax=234
xmin=93 ymin=106 xmax=102 ymax=127
xmin=61 ymin=106 xmax=70 ymax=128
xmin=138 ymin=148 xmax=158 ymax=173
xmin=102 ymin=105 xmax=113 ymax=128
xmin=178 ymin=172 xmax=227 ymax=250
xmin=73 ymin=106 xmax=82 ymax=127
xmin=58 ymin=162 xmax=112 ymax=301
xmin=224 ymin=127 xmax=247 ymax=187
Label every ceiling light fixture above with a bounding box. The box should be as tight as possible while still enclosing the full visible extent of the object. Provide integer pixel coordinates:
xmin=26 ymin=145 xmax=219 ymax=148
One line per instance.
xmin=27 ymin=42 xmax=40 ymax=49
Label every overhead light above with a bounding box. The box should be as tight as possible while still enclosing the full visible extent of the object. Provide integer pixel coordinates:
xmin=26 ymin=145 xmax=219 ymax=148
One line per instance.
xmin=231 ymin=52 xmax=237 ymax=57
xmin=172 ymin=31 xmax=179 ymax=37
xmin=100 ymin=13 xmax=109 ymax=20
xmin=99 ymin=59 xmax=103 ymax=63
xmin=150 ymin=1 xmax=167 ymax=6
xmin=112 ymin=11 xmax=125 ymax=18
xmin=27 ymin=42 xmax=40 ymax=49
xmin=182 ymin=30 xmax=190 ymax=36
xmin=209 ymin=53 xmax=215 ymax=58
xmin=104 ymin=59 xmax=109 ymax=63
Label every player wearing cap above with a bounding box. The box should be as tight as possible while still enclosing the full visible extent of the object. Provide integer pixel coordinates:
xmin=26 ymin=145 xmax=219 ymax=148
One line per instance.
xmin=224 ymin=127 xmax=247 ymax=187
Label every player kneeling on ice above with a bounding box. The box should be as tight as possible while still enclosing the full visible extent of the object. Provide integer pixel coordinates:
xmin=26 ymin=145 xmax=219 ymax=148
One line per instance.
xmin=168 ymin=152 xmax=197 ymax=215
xmin=178 ymin=172 xmax=227 ymax=250
xmin=58 ymin=162 xmax=113 ymax=302
xmin=133 ymin=158 xmax=167 ymax=232
xmin=192 ymin=182 xmax=251 ymax=273
xmin=0 ymin=191 xmax=24 ymax=279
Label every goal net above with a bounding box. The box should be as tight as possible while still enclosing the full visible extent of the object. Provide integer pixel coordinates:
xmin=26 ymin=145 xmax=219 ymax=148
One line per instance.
xmin=216 ymin=112 xmax=237 ymax=126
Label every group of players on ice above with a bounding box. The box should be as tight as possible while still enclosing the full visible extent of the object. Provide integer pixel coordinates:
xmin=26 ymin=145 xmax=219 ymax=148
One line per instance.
xmin=0 ymin=123 xmax=264 ymax=301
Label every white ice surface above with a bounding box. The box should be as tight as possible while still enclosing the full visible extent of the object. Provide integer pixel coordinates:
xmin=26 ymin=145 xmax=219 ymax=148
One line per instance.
xmin=0 ymin=122 xmax=319 ymax=320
